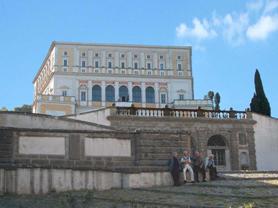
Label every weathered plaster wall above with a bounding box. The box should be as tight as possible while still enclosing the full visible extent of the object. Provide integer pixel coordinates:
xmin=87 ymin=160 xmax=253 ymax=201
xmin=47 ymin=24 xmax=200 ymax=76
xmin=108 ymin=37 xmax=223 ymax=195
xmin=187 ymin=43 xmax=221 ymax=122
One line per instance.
xmin=0 ymin=112 xmax=112 ymax=132
xmin=0 ymin=168 xmax=172 ymax=194
xmin=253 ymin=113 xmax=278 ymax=171
xmin=67 ymin=107 xmax=111 ymax=126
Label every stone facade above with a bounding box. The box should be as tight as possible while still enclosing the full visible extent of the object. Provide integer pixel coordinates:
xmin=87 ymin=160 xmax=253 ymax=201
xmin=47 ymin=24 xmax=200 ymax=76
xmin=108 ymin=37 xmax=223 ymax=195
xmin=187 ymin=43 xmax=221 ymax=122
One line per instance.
xmin=108 ymin=111 xmax=256 ymax=171
xmin=32 ymin=41 xmax=212 ymax=116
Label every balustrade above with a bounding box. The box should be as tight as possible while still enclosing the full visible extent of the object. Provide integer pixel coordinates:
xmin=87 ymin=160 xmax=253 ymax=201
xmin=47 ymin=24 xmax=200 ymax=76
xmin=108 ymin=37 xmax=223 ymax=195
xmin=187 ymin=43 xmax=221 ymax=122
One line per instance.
xmin=114 ymin=106 xmax=248 ymax=120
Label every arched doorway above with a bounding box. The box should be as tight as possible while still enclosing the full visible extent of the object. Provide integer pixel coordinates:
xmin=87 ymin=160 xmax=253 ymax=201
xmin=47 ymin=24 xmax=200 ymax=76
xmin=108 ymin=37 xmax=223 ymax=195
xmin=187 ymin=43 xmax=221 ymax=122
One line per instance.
xmin=132 ymin=86 xmax=141 ymax=103
xmin=207 ymin=135 xmax=230 ymax=170
xmin=106 ymin=85 xmax=115 ymax=102
xmin=146 ymin=86 xmax=155 ymax=103
xmin=119 ymin=86 xmax=129 ymax=102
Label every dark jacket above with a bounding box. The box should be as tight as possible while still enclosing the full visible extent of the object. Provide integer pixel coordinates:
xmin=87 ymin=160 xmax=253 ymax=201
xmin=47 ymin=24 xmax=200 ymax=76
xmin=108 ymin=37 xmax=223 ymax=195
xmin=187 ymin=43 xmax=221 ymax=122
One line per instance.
xmin=168 ymin=156 xmax=180 ymax=172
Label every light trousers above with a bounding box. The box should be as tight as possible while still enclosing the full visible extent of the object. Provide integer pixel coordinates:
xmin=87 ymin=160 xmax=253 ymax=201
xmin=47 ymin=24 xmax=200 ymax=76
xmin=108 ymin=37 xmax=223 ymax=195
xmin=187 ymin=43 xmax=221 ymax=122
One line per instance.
xmin=183 ymin=164 xmax=194 ymax=182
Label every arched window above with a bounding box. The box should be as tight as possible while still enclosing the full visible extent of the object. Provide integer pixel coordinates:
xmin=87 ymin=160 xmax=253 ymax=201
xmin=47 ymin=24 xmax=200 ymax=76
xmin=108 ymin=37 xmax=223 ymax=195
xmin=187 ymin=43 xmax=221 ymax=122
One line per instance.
xmin=132 ymin=86 xmax=141 ymax=102
xmin=207 ymin=135 xmax=226 ymax=166
xmin=119 ymin=86 xmax=128 ymax=102
xmin=146 ymin=86 xmax=155 ymax=103
xmin=92 ymin=85 xmax=101 ymax=101
xmin=106 ymin=85 xmax=115 ymax=102
xmin=207 ymin=135 xmax=226 ymax=146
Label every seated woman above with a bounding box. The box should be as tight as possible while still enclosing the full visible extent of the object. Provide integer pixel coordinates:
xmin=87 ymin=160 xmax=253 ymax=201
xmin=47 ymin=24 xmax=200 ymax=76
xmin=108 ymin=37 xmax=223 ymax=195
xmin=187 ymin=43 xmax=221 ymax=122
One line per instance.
xmin=205 ymin=154 xmax=218 ymax=180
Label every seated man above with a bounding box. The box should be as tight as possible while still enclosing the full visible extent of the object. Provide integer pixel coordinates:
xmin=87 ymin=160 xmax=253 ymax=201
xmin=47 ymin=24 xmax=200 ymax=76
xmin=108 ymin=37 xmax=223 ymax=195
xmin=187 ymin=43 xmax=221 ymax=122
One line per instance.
xmin=193 ymin=151 xmax=206 ymax=182
xmin=168 ymin=152 xmax=180 ymax=186
xmin=206 ymin=154 xmax=218 ymax=180
xmin=180 ymin=151 xmax=194 ymax=183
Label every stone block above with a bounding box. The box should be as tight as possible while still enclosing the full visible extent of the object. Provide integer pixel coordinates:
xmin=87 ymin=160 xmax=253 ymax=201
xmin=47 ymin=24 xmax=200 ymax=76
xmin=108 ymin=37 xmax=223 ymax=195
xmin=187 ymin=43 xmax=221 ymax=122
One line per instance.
xmin=18 ymin=136 xmax=66 ymax=156
xmin=72 ymin=170 xmax=86 ymax=190
xmin=32 ymin=168 xmax=41 ymax=194
xmin=41 ymin=169 xmax=49 ymax=194
xmin=17 ymin=168 xmax=31 ymax=194
xmin=86 ymin=170 xmax=94 ymax=190
xmin=51 ymin=169 xmax=72 ymax=192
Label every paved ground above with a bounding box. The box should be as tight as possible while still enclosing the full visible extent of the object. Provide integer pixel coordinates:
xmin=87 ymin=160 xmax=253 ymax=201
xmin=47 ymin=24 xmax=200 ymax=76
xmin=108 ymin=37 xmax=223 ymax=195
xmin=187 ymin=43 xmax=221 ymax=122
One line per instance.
xmin=0 ymin=172 xmax=278 ymax=208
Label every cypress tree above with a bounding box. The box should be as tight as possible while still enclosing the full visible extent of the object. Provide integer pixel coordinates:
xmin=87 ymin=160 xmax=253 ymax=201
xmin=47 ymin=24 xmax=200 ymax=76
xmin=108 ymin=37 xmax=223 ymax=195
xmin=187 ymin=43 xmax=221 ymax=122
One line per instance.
xmin=250 ymin=69 xmax=271 ymax=116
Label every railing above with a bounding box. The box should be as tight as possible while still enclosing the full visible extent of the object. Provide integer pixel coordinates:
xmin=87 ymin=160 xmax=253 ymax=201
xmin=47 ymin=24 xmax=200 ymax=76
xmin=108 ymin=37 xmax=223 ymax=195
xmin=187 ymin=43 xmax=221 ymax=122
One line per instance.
xmin=114 ymin=106 xmax=248 ymax=119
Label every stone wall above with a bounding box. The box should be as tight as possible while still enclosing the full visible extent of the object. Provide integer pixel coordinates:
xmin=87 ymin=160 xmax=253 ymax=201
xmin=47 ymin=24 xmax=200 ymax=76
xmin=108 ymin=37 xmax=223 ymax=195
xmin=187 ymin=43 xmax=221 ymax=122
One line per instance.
xmin=108 ymin=115 xmax=257 ymax=171
xmin=0 ymin=126 xmax=189 ymax=194
xmin=0 ymin=168 xmax=172 ymax=194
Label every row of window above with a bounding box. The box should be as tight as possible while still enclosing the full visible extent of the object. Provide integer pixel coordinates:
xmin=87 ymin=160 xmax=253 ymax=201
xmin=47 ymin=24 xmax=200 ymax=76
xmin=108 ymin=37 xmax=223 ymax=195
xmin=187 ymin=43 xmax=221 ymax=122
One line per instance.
xmin=64 ymin=51 xmax=182 ymax=60
xmin=79 ymin=85 xmax=167 ymax=104
xmin=63 ymin=59 xmax=183 ymax=70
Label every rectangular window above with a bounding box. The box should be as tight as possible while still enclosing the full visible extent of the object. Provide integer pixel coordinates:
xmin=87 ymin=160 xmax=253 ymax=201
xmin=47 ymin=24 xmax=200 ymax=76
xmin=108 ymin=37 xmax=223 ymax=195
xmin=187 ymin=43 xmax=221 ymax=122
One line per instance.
xmin=134 ymin=62 xmax=138 ymax=69
xmin=121 ymin=62 xmax=125 ymax=69
xmin=160 ymin=63 xmax=164 ymax=70
xmin=147 ymin=63 xmax=151 ymax=69
xmin=108 ymin=61 xmax=112 ymax=68
xmin=178 ymin=63 xmax=182 ymax=71
xmin=63 ymin=59 xmax=67 ymax=66
xmin=62 ymin=90 xmax=67 ymax=96
xmin=95 ymin=61 xmax=99 ymax=68
xmin=82 ymin=61 xmax=86 ymax=67
xmin=81 ymin=91 xmax=86 ymax=101
xmin=161 ymin=94 xmax=166 ymax=104
xmin=179 ymin=94 xmax=184 ymax=100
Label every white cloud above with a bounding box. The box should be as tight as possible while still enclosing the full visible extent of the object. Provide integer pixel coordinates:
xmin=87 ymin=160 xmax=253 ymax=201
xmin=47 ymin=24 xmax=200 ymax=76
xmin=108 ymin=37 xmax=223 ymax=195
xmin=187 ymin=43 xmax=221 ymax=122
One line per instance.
xmin=176 ymin=0 xmax=278 ymax=47
xmin=176 ymin=18 xmax=217 ymax=40
xmin=246 ymin=15 xmax=278 ymax=40
xmin=223 ymin=13 xmax=249 ymax=46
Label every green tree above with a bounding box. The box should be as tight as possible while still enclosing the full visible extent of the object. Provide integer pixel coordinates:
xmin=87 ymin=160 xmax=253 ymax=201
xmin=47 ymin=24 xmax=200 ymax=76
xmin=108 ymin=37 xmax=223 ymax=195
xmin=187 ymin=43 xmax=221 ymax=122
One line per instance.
xmin=250 ymin=69 xmax=271 ymax=116
xmin=214 ymin=92 xmax=221 ymax=111
xmin=14 ymin=104 xmax=32 ymax=113
xmin=207 ymin=91 xmax=214 ymax=100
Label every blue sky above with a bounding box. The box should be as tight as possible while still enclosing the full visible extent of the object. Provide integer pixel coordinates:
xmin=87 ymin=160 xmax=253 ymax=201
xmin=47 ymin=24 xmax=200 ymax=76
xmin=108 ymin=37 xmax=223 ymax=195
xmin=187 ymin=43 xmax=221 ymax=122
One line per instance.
xmin=0 ymin=0 xmax=277 ymax=117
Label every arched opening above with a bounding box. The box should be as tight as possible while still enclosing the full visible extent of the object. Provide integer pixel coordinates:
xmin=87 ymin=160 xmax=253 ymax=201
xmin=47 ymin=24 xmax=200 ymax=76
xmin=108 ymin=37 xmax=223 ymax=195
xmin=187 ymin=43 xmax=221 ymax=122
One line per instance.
xmin=146 ymin=86 xmax=155 ymax=103
xmin=92 ymin=85 xmax=101 ymax=101
xmin=105 ymin=85 xmax=115 ymax=102
xmin=207 ymin=135 xmax=227 ymax=166
xmin=119 ymin=86 xmax=129 ymax=102
xmin=132 ymin=86 xmax=141 ymax=102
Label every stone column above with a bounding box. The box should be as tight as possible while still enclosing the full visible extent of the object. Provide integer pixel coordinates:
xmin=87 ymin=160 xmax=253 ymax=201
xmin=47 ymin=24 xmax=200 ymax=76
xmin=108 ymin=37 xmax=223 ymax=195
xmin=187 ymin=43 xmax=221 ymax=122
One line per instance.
xmin=127 ymin=52 xmax=132 ymax=68
xmin=114 ymin=51 xmax=119 ymax=68
xmin=247 ymin=129 xmax=257 ymax=170
xmin=155 ymin=82 xmax=159 ymax=107
xmin=88 ymin=80 xmax=92 ymax=106
xmin=73 ymin=48 xmax=80 ymax=72
xmin=167 ymin=82 xmax=172 ymax=103
xmin=88 ymin=50 xmax=93 ymax=66
xmin=140 ymin=52 xmax=145 ymax=69
xmin=115 ymin=81 xmax=119 ymax=102
xmin=101 ymin=81 xmax=106 ymax=107
xmin=153 ymin=53 xmax=158 ymax=69
xmin=141 ymin=82 xmax=146 ymax=107
xmin=75 ymin=79 xmax=79 ymax=101
xmin=101 ymin=50 xmax=106 ymax=67
xmin=128 ymin=81 xmax=133 ymax=102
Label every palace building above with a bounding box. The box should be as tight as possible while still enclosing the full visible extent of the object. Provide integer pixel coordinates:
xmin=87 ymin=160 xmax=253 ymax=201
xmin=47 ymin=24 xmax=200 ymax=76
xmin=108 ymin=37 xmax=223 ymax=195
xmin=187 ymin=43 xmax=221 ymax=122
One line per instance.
xmin=33 ymin=41 xmax=212 ymax=115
